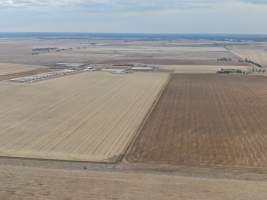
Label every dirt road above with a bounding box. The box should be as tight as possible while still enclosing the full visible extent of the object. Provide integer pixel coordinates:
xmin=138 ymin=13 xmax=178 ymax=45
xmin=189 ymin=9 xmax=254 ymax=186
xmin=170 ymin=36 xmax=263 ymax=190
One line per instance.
xmin=1 ymin=165 xmax=267 ymax=200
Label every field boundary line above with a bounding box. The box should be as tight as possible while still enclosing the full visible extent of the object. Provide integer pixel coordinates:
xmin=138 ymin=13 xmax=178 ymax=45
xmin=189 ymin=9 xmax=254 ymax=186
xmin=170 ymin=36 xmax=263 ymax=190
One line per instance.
xmin=0 ymin=155 xmax=117 ymax=165
xmin=120 ymin=73 xmax=172 ymax=164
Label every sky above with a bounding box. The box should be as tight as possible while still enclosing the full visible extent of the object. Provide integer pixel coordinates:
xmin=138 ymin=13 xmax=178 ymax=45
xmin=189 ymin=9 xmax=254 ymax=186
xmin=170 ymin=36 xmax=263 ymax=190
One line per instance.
xmin=0 ymin=0 xmax=267 ymax=34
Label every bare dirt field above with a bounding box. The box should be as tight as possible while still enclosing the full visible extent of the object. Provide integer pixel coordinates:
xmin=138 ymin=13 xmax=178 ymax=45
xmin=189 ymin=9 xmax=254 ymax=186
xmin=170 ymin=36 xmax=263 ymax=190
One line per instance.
xmin=0 ymin=71 xmax=168 ymax=162
xmin=1 ymin=165 xmax=267 ymax=200
xmin=0 ymin=63 xmax=47 ymax=76
xmin=127 ymin=74 xmax=267 ymax=169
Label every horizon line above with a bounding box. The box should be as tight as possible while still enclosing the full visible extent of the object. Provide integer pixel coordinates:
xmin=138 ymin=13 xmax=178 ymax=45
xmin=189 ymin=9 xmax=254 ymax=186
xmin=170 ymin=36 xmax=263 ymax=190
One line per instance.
xmin=0 ymin=32 xmax=267 ymax=36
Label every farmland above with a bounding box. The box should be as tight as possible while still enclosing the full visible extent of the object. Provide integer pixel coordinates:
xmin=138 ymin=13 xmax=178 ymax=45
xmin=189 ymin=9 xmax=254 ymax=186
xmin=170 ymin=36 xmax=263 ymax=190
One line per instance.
xmin=0 ymin=39 xmax=242 ymax=66
xmin=228 ymin=44 xmax=267 ymax=68
xmin=0 ymin=63 xmax=46 ymax=75
xmin=0 ymin=63 xmax=57 ymax=82
xmin=0 ymin=71 xmax=168 ymax=162
xmin=160 ymin=64 xmax=250 ymax=74
xmin=127 ymin=74 xmax=267 ymax=169
xmin=1 ymin=35 xmax=267 ymax=200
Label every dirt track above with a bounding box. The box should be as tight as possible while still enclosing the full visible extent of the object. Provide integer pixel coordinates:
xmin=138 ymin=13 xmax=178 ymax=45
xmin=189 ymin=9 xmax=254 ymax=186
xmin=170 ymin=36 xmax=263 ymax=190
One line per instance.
xmin=1 ymin=165 xmax=267 ymax=200
xmin=127 ymin=74 xmax=267 ymax=169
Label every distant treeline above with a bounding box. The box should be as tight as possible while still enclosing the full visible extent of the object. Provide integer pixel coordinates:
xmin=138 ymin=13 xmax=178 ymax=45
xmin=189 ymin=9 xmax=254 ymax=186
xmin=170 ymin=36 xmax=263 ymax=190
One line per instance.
xmin=217 ymin=57 xmax=232 ymax=62
xmin=2 ymin=33 xmax=267 ymax=42
xmin=244 ymin=58 xmax=263 ymax=68
xmin=32 ymin=47 xmax=72 ymax=55
xmin=32 ymin=48 xmax=58 ymax=52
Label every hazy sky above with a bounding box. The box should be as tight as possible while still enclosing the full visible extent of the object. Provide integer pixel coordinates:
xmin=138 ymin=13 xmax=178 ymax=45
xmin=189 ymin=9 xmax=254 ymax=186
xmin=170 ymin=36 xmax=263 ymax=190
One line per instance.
xmin=0 ymin=0 xmax=267 ymax=33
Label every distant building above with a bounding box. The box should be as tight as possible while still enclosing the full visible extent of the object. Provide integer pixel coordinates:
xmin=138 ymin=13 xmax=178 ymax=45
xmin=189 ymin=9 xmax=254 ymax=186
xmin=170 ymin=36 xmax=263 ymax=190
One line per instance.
xmin=131 ymin=67 xmax=153 ymax=71
xmin=55 ymin=63 xmax=85 ymax=69
xmin=102 ymin=68 xmax=128 ymax=74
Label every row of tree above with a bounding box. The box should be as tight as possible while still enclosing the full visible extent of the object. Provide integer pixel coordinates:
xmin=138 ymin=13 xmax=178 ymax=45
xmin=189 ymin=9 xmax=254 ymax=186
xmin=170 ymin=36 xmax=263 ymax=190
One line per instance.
xmin=244 ymin=58 xmax=263 ymax=68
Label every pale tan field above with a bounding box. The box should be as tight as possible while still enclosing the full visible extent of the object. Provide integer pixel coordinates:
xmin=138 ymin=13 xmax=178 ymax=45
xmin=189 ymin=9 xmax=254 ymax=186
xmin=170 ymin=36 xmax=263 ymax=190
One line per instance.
xmin=0 ymin=63 xmax=46 ymax=75
xmin=228 ymin=44 xmax=267 ymax=67
xmin=1 ymin=165 xmax=267 ymax=200
xmin=160 ymin=64 xmax=250 ymax=73
xmin=0 ymin=72 xmax=168 ymax=162
xmin=0 ymin=39 xmax=241 ymax=66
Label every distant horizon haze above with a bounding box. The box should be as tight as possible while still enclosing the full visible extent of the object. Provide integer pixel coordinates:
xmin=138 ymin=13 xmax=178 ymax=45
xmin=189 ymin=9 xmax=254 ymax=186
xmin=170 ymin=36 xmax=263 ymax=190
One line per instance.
xmin=1 ymin=0 xmax=267 ymax=34
xmin=1 ymin=32 xmax=267 ymax=42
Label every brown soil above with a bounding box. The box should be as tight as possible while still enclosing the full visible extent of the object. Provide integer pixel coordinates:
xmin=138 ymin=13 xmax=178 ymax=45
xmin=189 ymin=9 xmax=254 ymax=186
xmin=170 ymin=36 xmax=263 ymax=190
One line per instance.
xmin=127 ymin=74 xmax=267 ymax=169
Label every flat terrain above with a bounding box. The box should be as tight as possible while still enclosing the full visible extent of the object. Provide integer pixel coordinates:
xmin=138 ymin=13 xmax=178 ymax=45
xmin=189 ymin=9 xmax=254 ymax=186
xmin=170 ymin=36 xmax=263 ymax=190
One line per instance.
xmin=1 ymin=37 xmax=267 ymax=199
xmin=0 ymin=39 xmax=241 ymax=66
xmin=0 ymin=63 xmax=56 ymax=82
xmin=0 ymin=63 xmax=46 ymax=75
xmin=127 ymin=74 xmax=267 ymax=169
xmin=0 ymin=68 xmax=59 ymax=81
xmin=160 ymin=64 xmax=250 ymax=73
xmin=1 ymin=165 xmax=267 ymax=200
xmin=0 ymin=71 xmax=168 ymax=162
xmin=228 ymin=44 xmax=267 ymax=68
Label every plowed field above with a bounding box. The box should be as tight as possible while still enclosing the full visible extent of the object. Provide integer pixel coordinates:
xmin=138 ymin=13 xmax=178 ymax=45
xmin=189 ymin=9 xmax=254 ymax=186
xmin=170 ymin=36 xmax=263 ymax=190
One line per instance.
xmin=127 ymin=74 xmax=267 ymax=169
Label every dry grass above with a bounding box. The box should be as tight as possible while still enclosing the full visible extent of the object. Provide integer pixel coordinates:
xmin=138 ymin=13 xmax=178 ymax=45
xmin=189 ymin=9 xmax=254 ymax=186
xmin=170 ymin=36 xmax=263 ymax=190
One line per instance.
xmin=0 ymin=71 xmax=168 ymax=162
xmin=0 ymin=63 xmax=45 ymax=76
xmin=127 ymin=74 xmax=267 ymax=169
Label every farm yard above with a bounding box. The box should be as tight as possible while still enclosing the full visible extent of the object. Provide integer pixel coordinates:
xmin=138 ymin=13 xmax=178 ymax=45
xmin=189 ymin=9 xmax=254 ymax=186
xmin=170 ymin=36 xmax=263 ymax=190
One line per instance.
xmin=0 ymin=71 xmax=168 ymax=162
xmin=127 ymin=74 xmax=267 ymax=169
